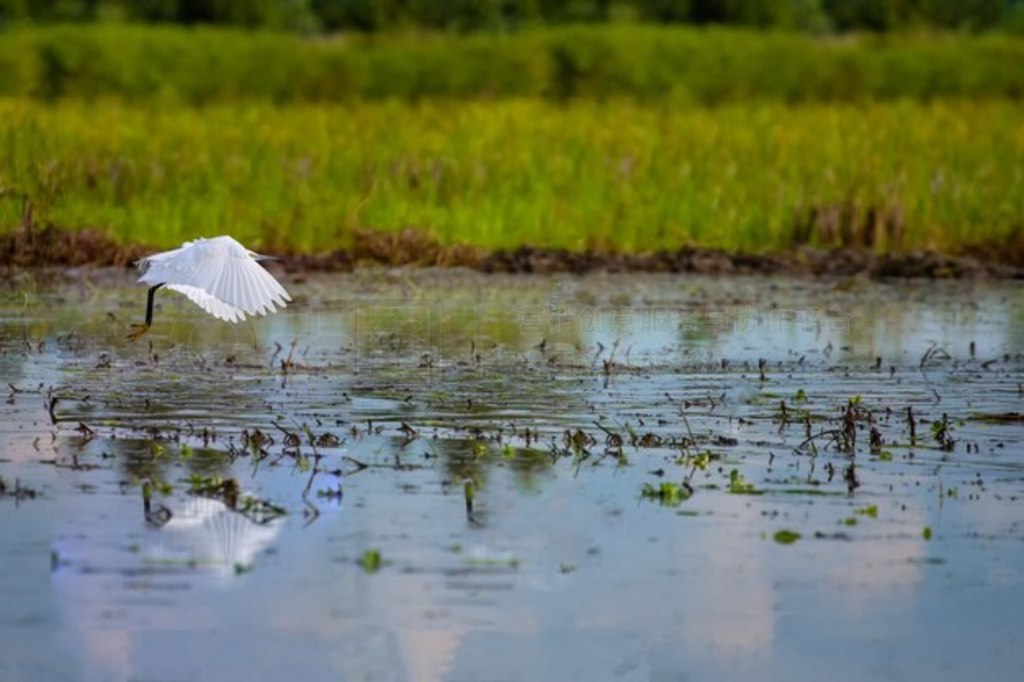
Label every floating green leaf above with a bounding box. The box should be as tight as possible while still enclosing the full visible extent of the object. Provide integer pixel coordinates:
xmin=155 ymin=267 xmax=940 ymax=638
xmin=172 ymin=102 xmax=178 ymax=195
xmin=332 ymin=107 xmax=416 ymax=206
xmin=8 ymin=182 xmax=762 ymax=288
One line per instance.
xmin=855 ymin=504 xmax=878 ymax=519
xmin=773 ymin=530 xmax=801 ymax=545
xmin=358 ymin=549 xmax=383 ymax=574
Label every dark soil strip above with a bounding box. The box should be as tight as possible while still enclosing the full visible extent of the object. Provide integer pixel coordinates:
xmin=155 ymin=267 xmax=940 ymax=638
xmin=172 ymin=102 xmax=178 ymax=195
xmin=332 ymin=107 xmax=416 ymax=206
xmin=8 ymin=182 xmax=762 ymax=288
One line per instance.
xmin=2 ymin=223 xmax=1022 ymax=279
xmin=476 ymin=245 xmax=1022 ymax=279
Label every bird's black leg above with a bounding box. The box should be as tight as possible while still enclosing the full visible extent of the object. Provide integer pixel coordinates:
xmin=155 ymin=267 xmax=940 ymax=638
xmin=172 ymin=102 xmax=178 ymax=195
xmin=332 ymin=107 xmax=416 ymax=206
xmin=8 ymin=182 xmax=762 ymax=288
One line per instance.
xmin=128 ymin=283 xmax=164 ymax=340
xmin=144 ymin=283 xmax=163 ymax=326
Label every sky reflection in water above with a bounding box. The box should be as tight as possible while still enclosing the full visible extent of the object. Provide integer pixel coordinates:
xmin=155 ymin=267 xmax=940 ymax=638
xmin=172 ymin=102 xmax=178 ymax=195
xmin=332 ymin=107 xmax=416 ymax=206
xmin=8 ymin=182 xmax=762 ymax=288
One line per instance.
xmin=1 ymin=271 xmax=1023 ymax=682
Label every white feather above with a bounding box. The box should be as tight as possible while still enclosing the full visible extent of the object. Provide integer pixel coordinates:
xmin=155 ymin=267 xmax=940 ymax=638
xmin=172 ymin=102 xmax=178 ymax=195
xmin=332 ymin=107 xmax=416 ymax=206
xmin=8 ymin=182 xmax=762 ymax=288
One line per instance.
xmin=136 ymin=236 xmax=291 ymax=324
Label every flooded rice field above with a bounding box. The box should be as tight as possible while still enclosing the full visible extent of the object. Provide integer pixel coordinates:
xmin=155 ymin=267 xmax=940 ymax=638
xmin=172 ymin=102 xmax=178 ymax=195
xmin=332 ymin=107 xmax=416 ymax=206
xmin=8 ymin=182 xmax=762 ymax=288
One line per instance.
xmin=2 ymin=269 xmax=1023 ymax=682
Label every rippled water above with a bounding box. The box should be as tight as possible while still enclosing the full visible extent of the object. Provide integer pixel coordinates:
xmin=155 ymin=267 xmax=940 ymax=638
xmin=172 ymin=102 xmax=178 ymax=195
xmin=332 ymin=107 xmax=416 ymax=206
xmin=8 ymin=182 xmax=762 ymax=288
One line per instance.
xmin=2 ymin=269 xmax=1023 ymax=682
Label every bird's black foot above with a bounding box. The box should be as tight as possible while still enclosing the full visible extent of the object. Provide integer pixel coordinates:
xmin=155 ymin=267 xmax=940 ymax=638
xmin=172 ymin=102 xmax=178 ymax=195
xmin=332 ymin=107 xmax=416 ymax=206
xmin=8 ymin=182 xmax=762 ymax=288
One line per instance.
xmin=127 ymin=323 xmax=151 ymax=341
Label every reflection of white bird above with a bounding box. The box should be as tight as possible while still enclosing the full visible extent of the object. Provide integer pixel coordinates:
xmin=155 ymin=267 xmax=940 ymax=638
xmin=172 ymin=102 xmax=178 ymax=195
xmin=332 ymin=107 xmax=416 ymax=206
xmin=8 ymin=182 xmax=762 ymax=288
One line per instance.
xmin=152 ymin=497 xmax=283 ymax=577
xmin=129 ymin=235 xmax=291 ymax=339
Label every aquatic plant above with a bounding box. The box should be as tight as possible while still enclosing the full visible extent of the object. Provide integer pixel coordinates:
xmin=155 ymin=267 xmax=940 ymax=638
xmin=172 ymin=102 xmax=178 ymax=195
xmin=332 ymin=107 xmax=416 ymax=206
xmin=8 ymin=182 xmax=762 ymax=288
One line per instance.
xmin=728 ymin=469 xmax=760 ymax=495
xmin=640 ymin=481 xmax=692 ymax=506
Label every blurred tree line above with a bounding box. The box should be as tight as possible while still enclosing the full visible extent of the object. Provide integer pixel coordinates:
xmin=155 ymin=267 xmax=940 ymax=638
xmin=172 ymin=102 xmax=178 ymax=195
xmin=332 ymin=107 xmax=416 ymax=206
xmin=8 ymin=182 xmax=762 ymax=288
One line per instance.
xmin=2 ymin=0 xmax=1022 ymax=32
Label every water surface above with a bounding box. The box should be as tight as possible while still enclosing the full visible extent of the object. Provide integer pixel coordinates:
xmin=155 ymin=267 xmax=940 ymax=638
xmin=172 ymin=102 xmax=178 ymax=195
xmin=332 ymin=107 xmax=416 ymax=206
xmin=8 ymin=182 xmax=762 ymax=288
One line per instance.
xmin=2 ymin=269 xmax=1023 ymax=682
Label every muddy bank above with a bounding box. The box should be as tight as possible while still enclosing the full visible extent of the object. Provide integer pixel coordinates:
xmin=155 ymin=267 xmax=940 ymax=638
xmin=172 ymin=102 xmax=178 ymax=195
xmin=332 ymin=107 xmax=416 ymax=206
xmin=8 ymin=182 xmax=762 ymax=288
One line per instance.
xmin=3 ymin=223 xmax=1021 ymax=279
xmin=475 ymin=245 xmax=1023 ymax=279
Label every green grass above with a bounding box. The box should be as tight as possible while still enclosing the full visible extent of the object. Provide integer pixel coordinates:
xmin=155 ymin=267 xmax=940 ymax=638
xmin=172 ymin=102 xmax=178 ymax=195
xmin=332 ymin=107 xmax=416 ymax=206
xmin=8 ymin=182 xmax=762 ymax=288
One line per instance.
xmin=1 ymin=23 xmax=1024 ymax=105
xmin=1 ymin=98 xmax=1022 ymax=255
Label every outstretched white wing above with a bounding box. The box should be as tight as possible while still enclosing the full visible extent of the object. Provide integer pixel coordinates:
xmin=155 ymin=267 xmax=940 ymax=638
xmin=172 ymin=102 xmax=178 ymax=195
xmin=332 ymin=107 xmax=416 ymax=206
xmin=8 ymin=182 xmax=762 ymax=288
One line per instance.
xmin=137 ymin=235 xmax=291 ymax=323
xmin=163 ymin=284 xmax=246 ymax=322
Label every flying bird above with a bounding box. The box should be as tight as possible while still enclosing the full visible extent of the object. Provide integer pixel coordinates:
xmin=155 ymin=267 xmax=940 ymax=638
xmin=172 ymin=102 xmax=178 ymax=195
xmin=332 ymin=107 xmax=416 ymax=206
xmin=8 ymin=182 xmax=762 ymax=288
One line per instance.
xmin=129 ymin=236 xmax=291 ymax=340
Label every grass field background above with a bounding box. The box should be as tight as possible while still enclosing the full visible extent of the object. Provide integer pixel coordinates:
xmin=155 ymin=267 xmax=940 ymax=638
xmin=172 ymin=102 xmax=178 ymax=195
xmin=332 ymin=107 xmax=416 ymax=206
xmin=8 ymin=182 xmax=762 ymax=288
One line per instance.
xmin=2 ymin=98 xmax=1021 ymax=256
xmin=2 ymin=24 xmax=1023 ymax=105
xmin=1 ymin=25 xmax=1023 ymax=261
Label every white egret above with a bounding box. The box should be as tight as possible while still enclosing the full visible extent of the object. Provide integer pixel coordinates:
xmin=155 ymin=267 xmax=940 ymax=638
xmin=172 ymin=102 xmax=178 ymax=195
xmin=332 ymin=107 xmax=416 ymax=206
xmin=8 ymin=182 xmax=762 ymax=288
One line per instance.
xmin=129 ymin=235 xmax=291 ymax=339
